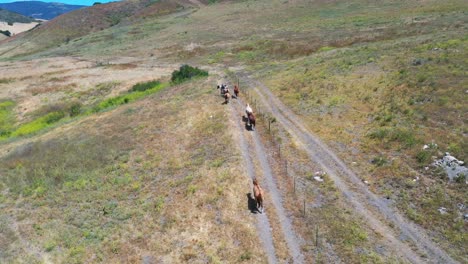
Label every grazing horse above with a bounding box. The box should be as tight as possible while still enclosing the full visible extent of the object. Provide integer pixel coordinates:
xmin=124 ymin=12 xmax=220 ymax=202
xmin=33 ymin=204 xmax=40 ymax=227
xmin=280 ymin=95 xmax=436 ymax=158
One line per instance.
xmin=224 ymin=91 xmax=231 ymax=104
xmin=248 ymin=112 xmax=256 ymax=130
xmin=253 ymin=178 xmax=264 ymax=213
xmin=234 ymin=85 xmax=239 ymax=98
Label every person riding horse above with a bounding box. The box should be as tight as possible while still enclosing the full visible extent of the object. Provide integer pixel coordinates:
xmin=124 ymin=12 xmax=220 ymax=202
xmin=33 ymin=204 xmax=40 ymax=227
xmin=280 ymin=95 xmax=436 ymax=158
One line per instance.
xmin=218 ymin=83 xmax=228 ymax=95
xmin=246 ymin=104 xmax=253 ymax=116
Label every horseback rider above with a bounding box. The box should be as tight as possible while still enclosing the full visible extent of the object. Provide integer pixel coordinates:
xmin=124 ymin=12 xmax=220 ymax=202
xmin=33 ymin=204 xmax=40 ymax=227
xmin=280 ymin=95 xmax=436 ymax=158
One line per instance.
xmin=246 ymin=104 xmax=253 ymax=116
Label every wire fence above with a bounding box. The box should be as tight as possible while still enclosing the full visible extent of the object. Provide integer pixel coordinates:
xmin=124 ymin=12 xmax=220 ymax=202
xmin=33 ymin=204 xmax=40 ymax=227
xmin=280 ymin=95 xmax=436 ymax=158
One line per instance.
xmin=227 ymin=74 xmax=327 ymax=256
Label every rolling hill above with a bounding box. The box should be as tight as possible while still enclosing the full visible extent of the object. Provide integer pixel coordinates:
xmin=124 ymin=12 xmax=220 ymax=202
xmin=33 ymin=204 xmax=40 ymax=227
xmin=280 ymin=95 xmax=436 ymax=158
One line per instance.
xmin=0 ymin=0 xmax=466 ymax=263
xmin=0 ymin=1 xmax=85 ymax=20
xmin=0 ymin=8 xmax=36 ymax=24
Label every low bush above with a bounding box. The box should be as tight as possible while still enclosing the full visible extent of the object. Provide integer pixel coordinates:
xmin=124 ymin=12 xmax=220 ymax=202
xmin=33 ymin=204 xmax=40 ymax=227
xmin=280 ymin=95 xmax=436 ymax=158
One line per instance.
xmin=12 ymin=111 xmax=65 ymax=137
xmin=171 ymin=65 xmax=208 ymax=84
xmin=92 ymin=80 xmax=166 ymax=113
xmin=415 ymin=150 xmax=431 ymax=164
xmin=129 ymin=80 xmax=161 ymax=92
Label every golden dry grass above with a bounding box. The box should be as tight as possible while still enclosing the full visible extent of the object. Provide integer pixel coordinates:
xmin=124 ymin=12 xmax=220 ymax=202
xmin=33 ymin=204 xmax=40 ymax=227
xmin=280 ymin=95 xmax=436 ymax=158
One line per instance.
xmin=0 ymin=77 xmax=268 ymax=263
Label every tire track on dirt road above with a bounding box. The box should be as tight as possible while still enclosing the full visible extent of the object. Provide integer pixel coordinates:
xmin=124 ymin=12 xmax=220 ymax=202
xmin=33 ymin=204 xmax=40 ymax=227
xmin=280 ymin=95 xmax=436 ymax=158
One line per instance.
xmin=237 ymin=72 xmax=458 ymax=264
xmin=227 ymin=90 xmax=305 ymax=263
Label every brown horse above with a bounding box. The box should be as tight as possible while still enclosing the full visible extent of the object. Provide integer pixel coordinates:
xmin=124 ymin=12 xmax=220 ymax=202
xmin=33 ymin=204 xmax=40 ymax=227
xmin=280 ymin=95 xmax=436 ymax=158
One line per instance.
xmin=234 ymin=85 xmax=239 ymax=98
xmin=253 ymin=178 xmax=264 ymax=213
xmin=248 ymin=112 xmax=256 ymax=130
xmin=224 ymin=91 xmax=231 ymax=104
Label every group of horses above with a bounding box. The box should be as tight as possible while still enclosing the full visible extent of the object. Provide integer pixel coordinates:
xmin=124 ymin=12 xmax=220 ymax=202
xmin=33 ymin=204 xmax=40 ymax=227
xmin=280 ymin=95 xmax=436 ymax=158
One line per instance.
xmin=217 ymin=83 xmax=255 ymax=130
xmin=216 ymin=82 xmax=262 ymax=213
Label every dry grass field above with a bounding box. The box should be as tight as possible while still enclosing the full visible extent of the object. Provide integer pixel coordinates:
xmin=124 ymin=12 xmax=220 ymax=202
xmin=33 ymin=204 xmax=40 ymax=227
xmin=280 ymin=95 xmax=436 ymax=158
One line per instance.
xmin=0 ymin=0 xmax=466 ymax=263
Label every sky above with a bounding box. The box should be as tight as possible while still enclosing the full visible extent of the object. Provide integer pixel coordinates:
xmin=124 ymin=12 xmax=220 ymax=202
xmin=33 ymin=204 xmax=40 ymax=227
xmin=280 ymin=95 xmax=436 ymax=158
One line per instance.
xmin=0 ymin=0 xmax=119 ymax=6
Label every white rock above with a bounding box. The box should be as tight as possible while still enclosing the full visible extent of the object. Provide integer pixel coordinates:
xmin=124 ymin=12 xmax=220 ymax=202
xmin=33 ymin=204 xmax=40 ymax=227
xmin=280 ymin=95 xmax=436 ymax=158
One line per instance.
xmin=438 ymin=207 xmax=448 ymax=214
xmin=313 ymin=176 xmax=324 ymax=182
xmin=423 ymin=145 xmax=429 ymax=150
xmin=364 ymin=180 xmax=369 ymax=185
xmin=424 ymin=167 xmax=429 ymax=171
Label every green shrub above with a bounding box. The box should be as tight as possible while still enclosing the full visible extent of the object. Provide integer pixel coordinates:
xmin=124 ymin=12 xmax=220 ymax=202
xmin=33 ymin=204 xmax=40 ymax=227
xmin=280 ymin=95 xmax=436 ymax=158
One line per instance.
xmin=0 ymin=100 xmax=15 ymax=136
xmin=12 ymin=111 xmax=65 ymax=137
xmin=0 ymin=30 xmax=11 ymax=37
xmin=389 ymin=129 xmax=417 ymax=148
xmin=368 ymin=128 xmax=389 ymax=140
xmin=372 ymin=156 xmax=387 ymax=166
xmin=93 ymin=81 xmax=166 ymax=112
xmin=129 ymin=80 xmax=161 ymax=92
xmin=69 ymin=102 xmax=82 ymax=117
xmin=171 ymin=65 xmax=208 ymax=84
xmin=45 ymin=111 xmax=65 ymax=124
xmin=415 ymin=150 xmax=431 ymax=164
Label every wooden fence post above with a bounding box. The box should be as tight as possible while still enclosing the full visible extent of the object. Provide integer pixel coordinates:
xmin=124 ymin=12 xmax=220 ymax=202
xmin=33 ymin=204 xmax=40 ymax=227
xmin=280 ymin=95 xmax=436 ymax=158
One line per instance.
xmin=303 ymin=199 xmax=306 ymax=217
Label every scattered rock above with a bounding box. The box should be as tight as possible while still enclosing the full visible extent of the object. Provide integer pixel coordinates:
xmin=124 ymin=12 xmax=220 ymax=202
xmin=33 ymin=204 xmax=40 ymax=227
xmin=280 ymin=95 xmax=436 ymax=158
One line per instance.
xmin=464 ymin=214 xmax=468 ymax=221
xmin=313 ymin=176 xmax=324 ymax=182
xmin=432 ymin=153 xmax=468 ymax=181
xmin=363 ymin=180 xmax=369 ymax=185
xmin=412 ymin=58 xmax=426 ymax=66
xmin=457 ymin=203 xmax=465 ymax=210
xmin=438 ymin=207 xmax=448 ymax=215
xmin=423 ymin=142 xmax=438 ymax=150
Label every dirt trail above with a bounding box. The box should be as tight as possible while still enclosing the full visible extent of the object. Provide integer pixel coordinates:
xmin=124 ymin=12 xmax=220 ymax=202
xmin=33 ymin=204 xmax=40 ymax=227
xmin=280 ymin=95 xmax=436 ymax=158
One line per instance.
xmin=227 ymin=95 xmax=278 ymax=263
xmin=237 ymin=72 xmax=458 ymax=264
xmin=226 ymin=89 xmax=305 ymax=263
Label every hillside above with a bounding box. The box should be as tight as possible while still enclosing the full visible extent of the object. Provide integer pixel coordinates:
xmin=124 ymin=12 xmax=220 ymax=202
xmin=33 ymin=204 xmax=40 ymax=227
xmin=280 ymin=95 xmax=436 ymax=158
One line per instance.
xmin=0 ymin=8 xmax=36 ymax=24
xmin=0 ymin=0 xmax=466 ymax=263
xmin=0 ymin=0 xmax=204 ymax=58
xmin=0 ymin=1 xmax=85 ymax=20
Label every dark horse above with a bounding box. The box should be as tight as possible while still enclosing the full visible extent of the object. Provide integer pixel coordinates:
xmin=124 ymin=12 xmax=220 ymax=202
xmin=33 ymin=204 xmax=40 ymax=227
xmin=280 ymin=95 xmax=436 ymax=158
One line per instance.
xmin=224 ymin=91 xmax=231 ymax=104
xmin=234 ymin=85 xmax=239 ymax=98
xmin=253 ymin=178 xmax=264 ymax=213
xmin=247 ymin=112 xmax=256 ymax=130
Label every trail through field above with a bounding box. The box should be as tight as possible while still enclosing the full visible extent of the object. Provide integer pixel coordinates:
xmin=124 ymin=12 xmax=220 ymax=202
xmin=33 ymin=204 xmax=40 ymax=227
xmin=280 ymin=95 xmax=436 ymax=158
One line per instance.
xmin=236 ymin=72 xmax=458 ymax=264
xmin=226 ymin=89 xmax=305 ymax=263
xmin=227 ymin=102 xmax=278 ymax=263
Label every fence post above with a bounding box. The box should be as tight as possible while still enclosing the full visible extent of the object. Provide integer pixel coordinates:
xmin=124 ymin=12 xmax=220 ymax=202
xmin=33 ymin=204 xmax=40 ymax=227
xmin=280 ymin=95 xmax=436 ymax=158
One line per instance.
xmin=285 ymin=160 xmax=288 ymax=175
xmin=303 ymin=199 xmax=306 ymax=217
xmin=293 ymin=176 xmax=296 ymax=194
xmin=316 ymin=225 xmax=319 ymax=249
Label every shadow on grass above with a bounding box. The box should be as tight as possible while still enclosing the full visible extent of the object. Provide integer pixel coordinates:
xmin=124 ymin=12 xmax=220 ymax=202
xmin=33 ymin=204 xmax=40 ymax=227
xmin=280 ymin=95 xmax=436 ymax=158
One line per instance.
xmin=246 ymin=192 xmax=259 ymax=214
xmin=242 ymin=115 xmax=253 ymax=131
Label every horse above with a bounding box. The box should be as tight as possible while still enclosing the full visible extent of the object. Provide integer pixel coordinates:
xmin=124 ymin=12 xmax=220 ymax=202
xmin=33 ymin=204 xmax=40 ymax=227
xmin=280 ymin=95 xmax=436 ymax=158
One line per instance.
xmin=234 ymin=85 xmax=239 ymax=98
xmin=218 ymin=84 xmax=226 ymax=95
xmin=248 ymin=112 xmax=256 ymax=130
xmin=224 ymin=91 xmax=231 ymax=104
xmin=253 ymin=178 xmax=264 ymax=213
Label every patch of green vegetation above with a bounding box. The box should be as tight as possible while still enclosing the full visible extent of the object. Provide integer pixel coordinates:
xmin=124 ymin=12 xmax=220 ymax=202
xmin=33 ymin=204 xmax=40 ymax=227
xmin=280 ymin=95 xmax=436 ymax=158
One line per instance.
xmin=369 ymin=127 xmax=417 ymax=148
xmin=0 ymin=78 xmax=14 ymax=84
xmin=129 ymin=80 xmax=161 ymax=92
xmin=92 ymin=81 xmax=167 ymax=112
xmin=171 ymin=65 xmax=208 ymax=84
xmin=318 ymin=46 xmax=335 ymax=52
xmin=12 ymin=111 xmax=65 ymax=137
xmin=0 ymin=100 xmax=15 ymax=138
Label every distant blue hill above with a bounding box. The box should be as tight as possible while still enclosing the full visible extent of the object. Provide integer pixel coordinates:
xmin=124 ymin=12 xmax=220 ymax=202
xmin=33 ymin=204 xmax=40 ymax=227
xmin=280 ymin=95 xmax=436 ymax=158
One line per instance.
xmin=0 ymin=1 xmax=85 ymax=20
